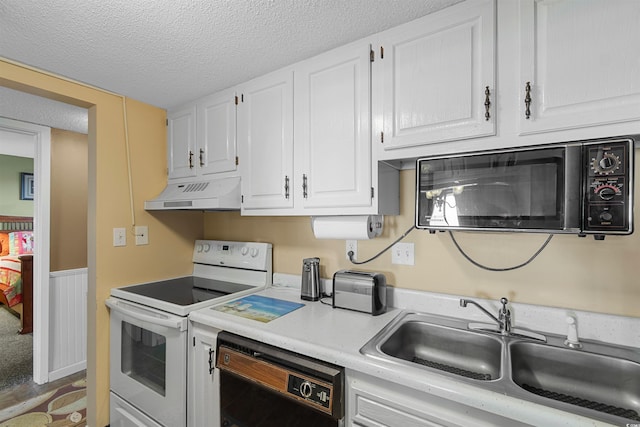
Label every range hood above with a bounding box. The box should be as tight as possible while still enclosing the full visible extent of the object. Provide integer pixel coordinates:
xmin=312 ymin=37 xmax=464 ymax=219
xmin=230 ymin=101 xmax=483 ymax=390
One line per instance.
xmin=144 ymin=176 xmax=241 ymax=211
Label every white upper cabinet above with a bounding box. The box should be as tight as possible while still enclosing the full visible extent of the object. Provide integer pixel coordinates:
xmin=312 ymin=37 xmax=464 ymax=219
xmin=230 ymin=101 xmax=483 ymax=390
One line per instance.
xmin=239 ymin=42 xmax=399 ymax=216
xmin=295 ymin=42 xmax=373 ymax=210
xmin=196 ymin=89 xmax=237 ymax=175
xmin=167 ymin=104 xmax=197 ymax=179
xmin=167 ymin=89 xmax=237 ymax=181
xmin=374 ymin=0 xmax=496 ymax=151
xmin=518 ymin=0 xmax=640 ymax=135
xmin=238 ymin=68 xmax=295 ymax=211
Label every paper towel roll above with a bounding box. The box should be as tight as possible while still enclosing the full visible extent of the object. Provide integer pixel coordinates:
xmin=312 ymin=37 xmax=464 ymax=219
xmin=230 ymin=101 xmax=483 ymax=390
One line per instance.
xmin=311 ymin=215 xmax=383 ymax=240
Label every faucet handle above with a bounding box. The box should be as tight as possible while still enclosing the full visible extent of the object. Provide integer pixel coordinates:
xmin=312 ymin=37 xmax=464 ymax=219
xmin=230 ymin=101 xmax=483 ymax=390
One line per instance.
xmin=499 ymin=297 xmax=509 ymax=313
xmin=499 ymin=297 xmax=512 ymax=333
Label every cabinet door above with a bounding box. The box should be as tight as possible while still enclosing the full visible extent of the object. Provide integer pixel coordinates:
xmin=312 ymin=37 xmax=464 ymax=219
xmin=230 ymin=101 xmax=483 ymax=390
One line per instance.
xmin=197 ymin=89 xmax=237 ymax=175
xmin=295 ymin=42 xmax=372 ymax=209
xmin=187 ymin=324 xmax=220 ymax=427
xmin=377 ymin=0 xmax=496 ymax=150
xmin=167 ymin=104 xmax=197 ymax=179
xmin=239 ymin=69 xmax=294 ymax=210
xmin=519 ymin=0 xmax=640 ymax=134
xmin=347 ymin=370 xmax=528 ymax=427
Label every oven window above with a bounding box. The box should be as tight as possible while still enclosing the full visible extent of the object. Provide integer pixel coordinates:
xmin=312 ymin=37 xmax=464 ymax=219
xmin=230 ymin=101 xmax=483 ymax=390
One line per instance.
xmin=121 ymin=322 xmax=166 ymax=396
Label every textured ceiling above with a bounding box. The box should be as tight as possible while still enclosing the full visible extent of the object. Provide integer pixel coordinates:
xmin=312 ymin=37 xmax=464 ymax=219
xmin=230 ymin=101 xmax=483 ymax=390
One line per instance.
xmin=0 ymin=0 xmax=460 ymax=114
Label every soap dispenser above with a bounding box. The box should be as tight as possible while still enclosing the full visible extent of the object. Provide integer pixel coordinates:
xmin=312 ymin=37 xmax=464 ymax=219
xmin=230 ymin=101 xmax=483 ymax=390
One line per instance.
xmin=564 ymin=315 xmax=583 ymax=349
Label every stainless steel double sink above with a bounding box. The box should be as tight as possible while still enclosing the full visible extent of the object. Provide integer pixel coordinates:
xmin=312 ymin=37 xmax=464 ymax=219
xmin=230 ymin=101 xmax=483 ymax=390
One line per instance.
xmin=360 ymin=311 xmax=640 ymax=425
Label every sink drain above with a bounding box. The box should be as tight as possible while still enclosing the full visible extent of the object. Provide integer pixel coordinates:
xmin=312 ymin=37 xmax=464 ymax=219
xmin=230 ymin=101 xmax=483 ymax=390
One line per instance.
xmin=522 ymin=384 xmax=640 ymax=421
xmin=411 ymin=356 xmax=492 ymax=381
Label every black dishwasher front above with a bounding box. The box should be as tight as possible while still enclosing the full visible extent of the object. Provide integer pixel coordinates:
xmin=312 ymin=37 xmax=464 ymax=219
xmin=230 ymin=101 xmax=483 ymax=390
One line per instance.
xmin=216 ymin=331 xmax=344 ymax=427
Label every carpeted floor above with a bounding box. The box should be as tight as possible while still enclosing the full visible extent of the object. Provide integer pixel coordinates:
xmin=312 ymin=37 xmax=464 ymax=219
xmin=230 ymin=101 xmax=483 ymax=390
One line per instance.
xmin=0 ymin=307 xmax=32 ymax=390
xmin=0 ymin=378 xmax=86 ymax=426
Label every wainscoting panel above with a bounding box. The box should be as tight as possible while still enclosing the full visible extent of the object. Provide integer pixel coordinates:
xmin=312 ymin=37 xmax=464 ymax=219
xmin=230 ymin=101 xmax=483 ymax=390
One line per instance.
xmin=48 ymin=268 xmax=87 ymax=381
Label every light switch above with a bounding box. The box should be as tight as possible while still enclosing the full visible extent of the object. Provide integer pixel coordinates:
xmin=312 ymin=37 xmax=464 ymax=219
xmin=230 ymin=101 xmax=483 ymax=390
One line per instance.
xmin=392 ymin=242 xmax=414 ymax=265
xmin=113 ymin=228 xmax=126 ymax=247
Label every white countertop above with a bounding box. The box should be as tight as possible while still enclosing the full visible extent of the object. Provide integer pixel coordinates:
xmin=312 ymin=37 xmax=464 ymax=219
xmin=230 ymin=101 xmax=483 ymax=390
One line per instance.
xmin=189 ymin=279 xmax=639 ymax=427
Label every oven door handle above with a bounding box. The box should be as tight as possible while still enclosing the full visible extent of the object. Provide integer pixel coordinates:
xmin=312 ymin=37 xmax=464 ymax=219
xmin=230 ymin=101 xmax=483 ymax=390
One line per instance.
xmin=105 ymin=298 xmax=187 ymax=331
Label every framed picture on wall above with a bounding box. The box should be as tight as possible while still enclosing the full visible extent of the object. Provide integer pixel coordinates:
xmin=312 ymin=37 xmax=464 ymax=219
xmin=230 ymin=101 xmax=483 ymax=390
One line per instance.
xmin=20 ymin=172 xmax=34 ymax=200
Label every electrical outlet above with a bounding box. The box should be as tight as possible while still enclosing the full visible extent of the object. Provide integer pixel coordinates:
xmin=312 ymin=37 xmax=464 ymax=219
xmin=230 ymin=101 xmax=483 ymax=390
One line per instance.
xmin=135 ymin=226 xmax=149 ymax=245
xmin=392 ymin=242 xmax=414 ymax=265
xmin=346 ymin=240 xmax=358 ymax=261
xmin=113 ymin=228 xmax=126 ymax=247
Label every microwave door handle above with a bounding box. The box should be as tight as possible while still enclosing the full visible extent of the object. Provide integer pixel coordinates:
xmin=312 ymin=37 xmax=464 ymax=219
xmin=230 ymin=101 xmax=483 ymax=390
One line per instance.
xmin=105 ymin=298 xmax=185 ymax=330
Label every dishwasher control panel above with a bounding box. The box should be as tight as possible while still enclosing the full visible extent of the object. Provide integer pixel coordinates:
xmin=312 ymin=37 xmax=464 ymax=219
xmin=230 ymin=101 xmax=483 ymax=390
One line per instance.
xmin=288 ymin=375 xmax=332 ymax=409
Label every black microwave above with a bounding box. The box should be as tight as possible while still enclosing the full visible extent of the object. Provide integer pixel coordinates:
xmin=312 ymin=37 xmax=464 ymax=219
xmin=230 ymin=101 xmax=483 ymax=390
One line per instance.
xmin=415 ymin=136 xmax=635 ymax=238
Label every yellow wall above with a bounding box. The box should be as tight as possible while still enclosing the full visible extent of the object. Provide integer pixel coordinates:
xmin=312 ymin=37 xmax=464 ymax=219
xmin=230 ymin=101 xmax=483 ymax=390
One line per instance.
xmin=0 ymin=59 xmax=203 ymax=426
xmin=50 ymin=129 xmax=88 ymax=271
xmin=205 ymin=166 xmax=640 ymax=318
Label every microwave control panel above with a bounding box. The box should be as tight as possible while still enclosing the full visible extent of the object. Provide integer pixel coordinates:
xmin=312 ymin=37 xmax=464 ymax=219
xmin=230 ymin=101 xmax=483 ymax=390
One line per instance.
xmin=583 ymin=140 xmax=634 ymax=234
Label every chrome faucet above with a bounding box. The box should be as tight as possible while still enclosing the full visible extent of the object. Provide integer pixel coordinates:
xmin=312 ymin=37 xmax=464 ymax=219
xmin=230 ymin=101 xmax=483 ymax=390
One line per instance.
xmin=460 ymin=297 xmax=512 ymax=335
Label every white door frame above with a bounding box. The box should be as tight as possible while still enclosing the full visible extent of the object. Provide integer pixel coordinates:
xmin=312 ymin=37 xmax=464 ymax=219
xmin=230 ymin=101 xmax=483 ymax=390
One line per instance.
xmin=0 ymin=117 xmax=51 ymax=384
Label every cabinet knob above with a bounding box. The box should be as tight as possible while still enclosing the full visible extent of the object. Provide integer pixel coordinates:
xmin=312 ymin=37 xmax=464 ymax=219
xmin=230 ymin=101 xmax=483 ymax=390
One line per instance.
xmin=284 ymin=176 xmax=290 ymax=199
xmin=484 ymin=86 xmax=491 ymax=121
xmin=524 ymin=82 xmax=532 ymax=119
xmin=302 ymin=174 xmax=308 ymax=198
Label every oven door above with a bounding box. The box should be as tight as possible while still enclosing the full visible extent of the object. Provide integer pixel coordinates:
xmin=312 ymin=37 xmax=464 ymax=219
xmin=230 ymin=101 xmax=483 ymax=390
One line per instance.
xmin=106 ymin=297 xmax=188 ymax=427
xmin=416 ymin=145 xmax=581 ymax=233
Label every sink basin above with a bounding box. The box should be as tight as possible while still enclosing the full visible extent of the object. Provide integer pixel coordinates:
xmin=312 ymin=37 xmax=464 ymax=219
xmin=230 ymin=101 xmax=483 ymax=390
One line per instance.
xmin=510 ymin=341 xmax=640 ymax=421
xmin=361 ymin=310 xmax=640 ymax=424
xmin=365 ymin=315 xmax=503 ymax=381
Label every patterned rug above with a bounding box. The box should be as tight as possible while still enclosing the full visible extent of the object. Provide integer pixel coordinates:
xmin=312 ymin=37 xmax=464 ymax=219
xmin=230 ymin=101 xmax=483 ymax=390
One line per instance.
xmin=0 ymin=378 xmax=86 ymax=426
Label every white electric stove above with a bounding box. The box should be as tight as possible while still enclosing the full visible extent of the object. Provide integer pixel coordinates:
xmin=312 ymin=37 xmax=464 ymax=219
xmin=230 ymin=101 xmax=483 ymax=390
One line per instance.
xmin=106 ymin=240 xmax=272 ymax=427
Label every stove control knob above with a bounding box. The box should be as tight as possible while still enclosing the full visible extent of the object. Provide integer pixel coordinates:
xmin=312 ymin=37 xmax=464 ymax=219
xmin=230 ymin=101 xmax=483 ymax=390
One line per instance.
xmin=300 ymin=381 xmax=313 ymax=398
xmin=203 ymin=244 xmax=211 ymax=252
xmin=250 ymin=248 xmax=259 ymax=258
xmin=196 ymin=244 xmax=203 ymax=253
xmin=240 ymin=246 xmax=249 ymax=256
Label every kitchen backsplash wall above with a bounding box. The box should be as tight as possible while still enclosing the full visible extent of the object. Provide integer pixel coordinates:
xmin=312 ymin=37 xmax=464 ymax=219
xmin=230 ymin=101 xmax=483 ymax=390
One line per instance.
xmin=205 ymin=156 xmax=640 ymax=318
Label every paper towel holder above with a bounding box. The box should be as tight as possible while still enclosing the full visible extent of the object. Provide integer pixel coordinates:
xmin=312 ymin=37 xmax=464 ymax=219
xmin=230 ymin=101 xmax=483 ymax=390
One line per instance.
xmin=310 ymin=215 xmax=384 ymax=240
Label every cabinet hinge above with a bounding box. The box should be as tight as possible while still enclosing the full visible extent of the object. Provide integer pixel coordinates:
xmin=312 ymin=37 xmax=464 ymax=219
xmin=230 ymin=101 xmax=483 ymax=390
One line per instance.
xmin=380 ymin=46 xmax=384 ymax=59
xmin=241 ymin=94 xmax=244 ymax=103
xmin=370 ymin=49 xmax=375 ymax=62
xmin=165 ymin=119 xmax=168 ymax=126
xmin=192 ymin=337 xmax=195 ymax=347
xmin=234 ymin=95 xmax=238 ymax=105
xmin=241 ymin=195 xmax=244 ymax=203
xmin=371 ymin=187 xmax=375 ymax=199
xmin=235 ymin=156 xmax=239 ymax=166
xmin=380 ymin=131 xmax=384 ymax=143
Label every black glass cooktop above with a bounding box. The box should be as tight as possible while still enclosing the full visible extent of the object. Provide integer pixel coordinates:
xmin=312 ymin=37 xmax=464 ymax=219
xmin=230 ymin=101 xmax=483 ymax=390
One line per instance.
xmin=120 ymin=276 xmax=253 ymax=306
